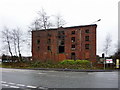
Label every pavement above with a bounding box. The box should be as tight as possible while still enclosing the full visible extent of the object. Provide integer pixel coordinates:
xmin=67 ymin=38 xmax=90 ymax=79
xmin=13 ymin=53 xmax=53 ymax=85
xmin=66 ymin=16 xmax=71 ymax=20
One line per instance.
xmin=15 ymin=68 xmax=117 ymax=72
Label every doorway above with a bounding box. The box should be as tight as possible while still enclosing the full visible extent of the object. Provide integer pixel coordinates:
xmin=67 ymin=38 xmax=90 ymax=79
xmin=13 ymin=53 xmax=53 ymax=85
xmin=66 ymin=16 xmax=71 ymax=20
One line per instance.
xmin=71 ymin=52 xmax=75 ymax=60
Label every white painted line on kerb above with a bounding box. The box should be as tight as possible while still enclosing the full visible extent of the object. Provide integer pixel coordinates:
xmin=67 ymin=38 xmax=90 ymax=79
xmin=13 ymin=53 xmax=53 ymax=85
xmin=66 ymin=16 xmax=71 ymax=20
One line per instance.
xmin=8 ymin=82 xmax=15 ymax=85
xmin=2 ymin=84 xmax=9 ymax=87
xmin=16 ymin=84 xmax=25 ymax=87
xmin=10 ymin=86 xmax=20 ymax=88
xmin=27 ymin=85 xmax=37 ymax=88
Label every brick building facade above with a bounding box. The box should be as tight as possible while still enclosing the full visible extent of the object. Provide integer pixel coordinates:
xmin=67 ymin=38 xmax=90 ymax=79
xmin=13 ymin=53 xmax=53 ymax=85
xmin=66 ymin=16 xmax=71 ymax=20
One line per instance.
xmin=32 ymin=24 xmax=97 ymax=62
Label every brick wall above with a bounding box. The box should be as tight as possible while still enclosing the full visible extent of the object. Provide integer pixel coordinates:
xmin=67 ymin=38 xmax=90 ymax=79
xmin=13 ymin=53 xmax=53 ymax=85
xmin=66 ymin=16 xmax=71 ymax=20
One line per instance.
xmin=32 ymin=24 xmax=97 ymax=63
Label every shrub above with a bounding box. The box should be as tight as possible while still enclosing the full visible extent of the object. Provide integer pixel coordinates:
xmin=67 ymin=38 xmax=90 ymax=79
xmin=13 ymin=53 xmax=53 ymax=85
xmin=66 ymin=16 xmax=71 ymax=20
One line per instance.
xmin=59 ymin=59 xmax=90 ymax=65
xmin=31 ymin=61 xmax=41 ymax=67
xmin=75 ymin=60 xmax=90 ymax=64
xmin=59 ymin=60 xmax=75 ymax=65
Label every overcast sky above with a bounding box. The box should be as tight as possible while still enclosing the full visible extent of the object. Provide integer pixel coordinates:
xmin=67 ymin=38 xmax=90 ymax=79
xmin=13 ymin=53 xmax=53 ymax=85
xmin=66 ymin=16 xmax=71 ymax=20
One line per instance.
xmin=0 ymin=0 xmax=119 ymax=56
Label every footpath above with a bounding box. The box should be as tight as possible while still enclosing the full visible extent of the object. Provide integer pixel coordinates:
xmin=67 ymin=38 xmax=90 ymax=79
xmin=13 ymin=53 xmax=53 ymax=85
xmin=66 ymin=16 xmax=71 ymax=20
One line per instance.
xmin=2 ymin=67 xmax=118 ymax=72
xmin=26 ymin=68 xmax=117 ymax=72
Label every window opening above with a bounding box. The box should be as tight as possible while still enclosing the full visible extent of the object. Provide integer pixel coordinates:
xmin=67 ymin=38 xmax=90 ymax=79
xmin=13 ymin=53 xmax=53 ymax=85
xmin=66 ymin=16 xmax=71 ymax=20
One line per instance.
xmin=85 ymin=29 xmax=89 ymax=33
xmin=59 ymin=46 xmax=65 ymax=53
xmin=71 ymin=31 xmax=75 ymax=34
xmin=48 ymin=39 xmax=51 ymax=44
xmin=71 ymin=52 xmax=76 ymax=60
xmin=71 ymin=37 xmax=75 ymax=42
xmin=85 ymin=36 xmax=89 ymax=41
xmin=85 ymin=44 xmax=90 ymax=49
xmin=71 ymin=45 xmax=75 ymax=50
xmin=37 ymin=40 xmax=40 ymax=44
xmin=48 ymin=46 xmax=51 ymax=50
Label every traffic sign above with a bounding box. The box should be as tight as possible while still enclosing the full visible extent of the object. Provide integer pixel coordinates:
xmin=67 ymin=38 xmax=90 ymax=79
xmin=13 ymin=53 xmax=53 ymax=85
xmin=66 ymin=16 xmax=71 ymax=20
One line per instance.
xmin=106 ymin=59 xmax=113 ymax=63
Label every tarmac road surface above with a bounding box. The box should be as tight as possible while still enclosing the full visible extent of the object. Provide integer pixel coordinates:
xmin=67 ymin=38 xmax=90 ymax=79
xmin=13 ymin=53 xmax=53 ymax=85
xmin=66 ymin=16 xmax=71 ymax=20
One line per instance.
xmin=1 ymin=68 xmax=119 ymax=89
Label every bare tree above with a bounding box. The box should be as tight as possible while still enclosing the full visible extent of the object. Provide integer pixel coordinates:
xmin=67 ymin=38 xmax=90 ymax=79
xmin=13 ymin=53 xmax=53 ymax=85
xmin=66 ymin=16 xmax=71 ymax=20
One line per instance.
xmin=103 ymin=34 xmax=112 ymax=57
xmin=30 ymin=9 xmax=53 ymax=31
xmin=2 ymin=27 xmax=13 ymax=57
xmin=11 ymin=29 xmax=17 ymax=56
xmin=30 ymin=18 xmax=41 ymax=30
xmin=55 ymin=14 xmax=66 ymax=28
xmin=37 ymin=9 xmax=53 ymax=29
xmin=15 ymin=28 xmax=23 ymax=61
xmin=11 ymin=28 xmax=25 ymax=61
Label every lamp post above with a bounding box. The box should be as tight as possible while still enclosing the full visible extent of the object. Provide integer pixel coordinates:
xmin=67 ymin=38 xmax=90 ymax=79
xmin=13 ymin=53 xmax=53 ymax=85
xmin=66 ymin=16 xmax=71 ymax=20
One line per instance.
xmin=92 ymin=19 xmax=101 ymax=23
xmin=91 ymin=19 xmax=101 ymax=68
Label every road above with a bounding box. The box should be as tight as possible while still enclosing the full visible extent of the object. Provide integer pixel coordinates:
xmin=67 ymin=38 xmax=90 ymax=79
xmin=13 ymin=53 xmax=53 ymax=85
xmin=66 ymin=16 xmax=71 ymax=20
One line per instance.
xmin=1 ymin=68 xmax=119 ymax=89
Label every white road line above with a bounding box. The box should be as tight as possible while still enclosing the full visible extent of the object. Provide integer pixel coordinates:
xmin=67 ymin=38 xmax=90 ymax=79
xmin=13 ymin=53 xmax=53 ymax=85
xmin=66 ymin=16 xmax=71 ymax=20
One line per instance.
xmin=10 ymin=86 xmax=20 ymax=88
xmin=27 ymin=85 xmax=37 ymax=88
xmin=39 ymin=87 xmax=45 ymax=89
xmin=108 ymin=79 xmax=117 ymax=81
xmin=16 ymin=84 xmax=25 ymax=87
xmin=2 ymin=81 xmax=38 ymax=89
xmin=2 ymin=84 xmax=9 ymax=87
xmin=1 ymin=81 xmax=7 ymax=83
xmin=88 ymin=72 xmax=95 ymax=75
xmin=38 ymin=73 xmax=46 ymax=74
xmin=8 ymin=82 xmax=15 ymax=85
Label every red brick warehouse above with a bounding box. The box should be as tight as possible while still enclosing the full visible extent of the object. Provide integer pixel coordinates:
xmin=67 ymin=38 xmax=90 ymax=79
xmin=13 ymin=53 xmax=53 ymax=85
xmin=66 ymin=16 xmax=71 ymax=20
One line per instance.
xmin=32 ymin=24 xmax=97 ymax=62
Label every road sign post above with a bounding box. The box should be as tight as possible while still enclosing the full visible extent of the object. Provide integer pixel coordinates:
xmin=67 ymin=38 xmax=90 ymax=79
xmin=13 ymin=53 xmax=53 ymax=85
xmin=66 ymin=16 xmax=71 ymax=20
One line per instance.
xmin=102 ymin=53 xmax=106 ymax=70
xmin=116 ymin=59 xmax=119 ymax=69
xmin=104 ymin=58 xmax=105 ymax=70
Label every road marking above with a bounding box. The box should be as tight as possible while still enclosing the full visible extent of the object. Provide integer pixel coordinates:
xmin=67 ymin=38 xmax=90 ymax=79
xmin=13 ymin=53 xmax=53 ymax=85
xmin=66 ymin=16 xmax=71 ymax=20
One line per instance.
xmin=38 ymin=73 xmax=46 ymax=74
xmin=88 ymin=73 xmax=94 ymax=75
xmin=2 ymin=84 xmax=9 ymax=87
xmin=2 ymin=81 xmax=39 ymax=89
xmin=10 ymin=86 xmax=20 ymax=88
xmin=17 ymin=84 xmax=25 ymax=87
xmin=8 ymin=82 xmax=15 ymax=85
xmin=38 ymin=87 xmax=46 ymax=89
xmin=1 ymin=81 xmax=6 ymax=83
xmin=107 ymin=79 xmax=117 ymax=81
xmin=27 ymin=85 xmax=37 ymax=88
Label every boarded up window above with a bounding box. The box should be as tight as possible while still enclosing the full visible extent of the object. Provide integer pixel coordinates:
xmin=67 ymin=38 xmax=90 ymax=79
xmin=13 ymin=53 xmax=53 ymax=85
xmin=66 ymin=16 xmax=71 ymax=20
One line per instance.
xmin=85 ymin=52 xmax=90 ymax=59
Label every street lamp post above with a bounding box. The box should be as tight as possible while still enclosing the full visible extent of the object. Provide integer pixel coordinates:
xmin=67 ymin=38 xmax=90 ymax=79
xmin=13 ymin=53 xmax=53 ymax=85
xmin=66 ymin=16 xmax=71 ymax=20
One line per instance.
xmin=92 ymin=19 xmax=101 ymax=23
